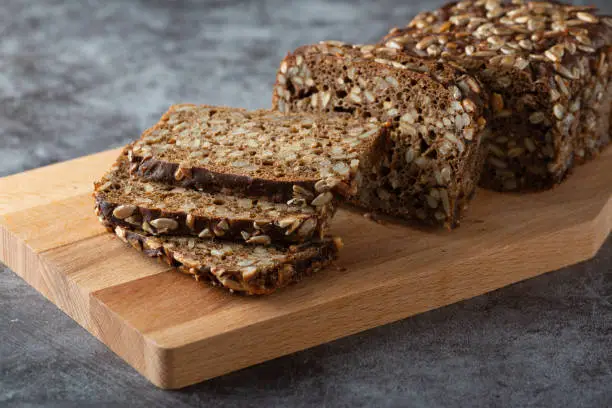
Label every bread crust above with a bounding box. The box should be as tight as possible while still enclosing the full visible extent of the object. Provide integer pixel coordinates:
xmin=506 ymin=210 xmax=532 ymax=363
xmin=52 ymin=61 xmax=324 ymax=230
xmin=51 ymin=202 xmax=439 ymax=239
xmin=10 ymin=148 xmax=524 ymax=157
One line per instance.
xmin=380 ymin=1 xmax=612 ymax=191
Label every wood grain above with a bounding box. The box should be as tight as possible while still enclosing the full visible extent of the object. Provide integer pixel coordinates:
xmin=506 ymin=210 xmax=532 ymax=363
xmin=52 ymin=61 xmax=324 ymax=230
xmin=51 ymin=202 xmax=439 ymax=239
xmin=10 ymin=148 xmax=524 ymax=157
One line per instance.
xmin=0 ymin=148 xmax=610 ymax=389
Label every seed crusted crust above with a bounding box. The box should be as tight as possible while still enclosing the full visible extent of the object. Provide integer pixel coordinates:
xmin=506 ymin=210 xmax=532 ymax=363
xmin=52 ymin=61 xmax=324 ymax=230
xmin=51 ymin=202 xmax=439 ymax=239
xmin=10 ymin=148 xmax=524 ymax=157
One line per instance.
xmin=94 ymin=151 xmax=333 ymax=245
xmin=108 ymin=224 xmax=340 ymax=295
xmin=381 ymin=0 xmax=612 ymax=191
xmin=272 ymin=41 xmax=489 ymax=228
xmin=128 ymin=105 xmax=390 ymax=202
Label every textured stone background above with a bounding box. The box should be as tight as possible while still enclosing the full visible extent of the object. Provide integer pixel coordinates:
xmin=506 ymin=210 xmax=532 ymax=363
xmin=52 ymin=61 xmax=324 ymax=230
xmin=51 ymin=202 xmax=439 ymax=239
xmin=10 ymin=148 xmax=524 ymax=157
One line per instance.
xmin=1 ymin=1 xmax=611 ymax=407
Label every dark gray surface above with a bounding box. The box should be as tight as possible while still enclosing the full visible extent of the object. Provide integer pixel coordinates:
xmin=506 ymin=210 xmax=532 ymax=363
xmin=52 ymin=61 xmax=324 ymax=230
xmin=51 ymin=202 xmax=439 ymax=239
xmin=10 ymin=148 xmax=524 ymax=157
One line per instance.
xmin=1 ymin=0 xmax=611 ymax=407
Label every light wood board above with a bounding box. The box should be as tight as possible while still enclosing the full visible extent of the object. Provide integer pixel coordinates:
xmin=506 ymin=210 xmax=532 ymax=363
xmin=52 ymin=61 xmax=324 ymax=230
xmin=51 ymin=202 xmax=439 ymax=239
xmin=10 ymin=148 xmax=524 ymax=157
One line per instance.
xmin=1 ymin=147 xmax=610 ymax=389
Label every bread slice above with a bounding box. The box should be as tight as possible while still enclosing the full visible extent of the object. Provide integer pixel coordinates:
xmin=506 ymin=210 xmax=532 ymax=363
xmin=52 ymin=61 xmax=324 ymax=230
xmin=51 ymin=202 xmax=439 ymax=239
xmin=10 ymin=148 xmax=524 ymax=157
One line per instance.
xmin=127 ymin=105 xmax=390 ymax=207
xmin=108 ymin=224 xmax=340 ymax=295
xmin=94 ymin=150 xmax=333 ymax=244
xmin=272 ymin=42 xmax=490 ymax=228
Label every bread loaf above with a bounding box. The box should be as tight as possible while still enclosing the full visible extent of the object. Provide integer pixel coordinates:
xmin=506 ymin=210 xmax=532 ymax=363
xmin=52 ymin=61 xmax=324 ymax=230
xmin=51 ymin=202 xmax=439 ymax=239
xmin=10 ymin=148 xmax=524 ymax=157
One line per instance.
xmin=380 ymin=0 xmax=612 ymax=191
xmin=272 ymin=42 xmax=489 ymax=227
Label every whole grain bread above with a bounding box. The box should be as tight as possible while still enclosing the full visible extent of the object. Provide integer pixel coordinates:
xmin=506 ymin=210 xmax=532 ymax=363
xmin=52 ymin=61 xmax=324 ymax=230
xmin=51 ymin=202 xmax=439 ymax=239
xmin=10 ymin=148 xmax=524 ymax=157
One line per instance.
xmin=380 ymin=0 xmax=612 ymax=191
xmin=107 ymin=224 xmax=340 ymax=295
xmin=94 ymin=150 xmax=333 ymax=244
xmin=272 ymin=42 xmax=489 ymax=228
xmin=127 ymin=104 xmax=391 ymax=210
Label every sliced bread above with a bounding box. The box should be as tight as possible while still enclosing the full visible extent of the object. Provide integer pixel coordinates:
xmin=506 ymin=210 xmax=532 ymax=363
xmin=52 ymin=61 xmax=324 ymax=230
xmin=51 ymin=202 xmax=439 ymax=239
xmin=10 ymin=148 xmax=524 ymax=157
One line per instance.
xmin=127 ymin=105 xmax=391 ymax=206
xmin=272 ymin=42 xmax=490 ymax=228
xmin=94 ymin=150 xmax=333 ymax=244
xmin=109 ymin=224 xmax=340 ymax=295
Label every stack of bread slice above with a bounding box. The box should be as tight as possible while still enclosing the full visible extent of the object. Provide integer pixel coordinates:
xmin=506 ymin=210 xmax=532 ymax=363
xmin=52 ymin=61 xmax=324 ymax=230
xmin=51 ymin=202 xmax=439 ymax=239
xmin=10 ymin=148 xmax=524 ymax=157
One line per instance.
xmin=94 ymin=105 xmax=398 ymax=294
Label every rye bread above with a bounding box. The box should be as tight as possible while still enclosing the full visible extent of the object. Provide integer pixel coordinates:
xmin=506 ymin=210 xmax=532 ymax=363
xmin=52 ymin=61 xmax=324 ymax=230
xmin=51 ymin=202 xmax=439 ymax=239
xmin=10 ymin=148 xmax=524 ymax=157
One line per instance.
xmin=380 ymin=1 xmax=612 ymax=191
xmin=94 ymin=150 xmax=333 ymax=244
xmin=107 ymin=224 xmax=340 ymax=295
xmin=126 ymin=105 xmax=391 ymax=207
xmin=272 ymin=42 xmax=489 ymax=228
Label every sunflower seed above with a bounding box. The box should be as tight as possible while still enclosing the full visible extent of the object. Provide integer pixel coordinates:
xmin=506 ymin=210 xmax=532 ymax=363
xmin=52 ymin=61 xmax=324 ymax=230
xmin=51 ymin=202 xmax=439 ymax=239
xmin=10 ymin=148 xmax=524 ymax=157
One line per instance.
xmin=555 ymin=75 xmax=570 ymax=96
xmin=115 ymin=226 xmax=127 ymax=242
xmin=550 ymin=88 xmax=561 ymax=102
xmin=427 ymin=194 xmax=439 ymax=209
xmin=553 ymin=104 xmax=565 ymax=119
xmin=112 ymin=205 xmax=137 ymax=220
xmin=278 ymin=217 xmax=298 ymax=229
xmin=314 ymin=179 xmax=330 ymax=193
xmin=488 ymin=157 xmax=508 ymax=169
xmin=529 ymin=111 xmax=546 ymax=124
xmin=174 ymin=166 xmax=191 ymax=181
xmin=416 ymin=36 xmax=436 ymax=50
xmin=198 ymin=228 xmax=213 ymax=238
xmin=385 ymin=76 xmax=400 ymax=88
xmin=287 ymin=197 xmax=307 ymax=206
xmin=321 ymin=40 xmax=347 ymax=47
xmin=507 ymin=147 xmax=525 ymax=158
xmin=524 ymin=138 xmax=537 ymax=152
xmin=246 ymin=235 xmax=271 ymax=245
xmin=518 ymin=39 xmax=533 ymax=50
xmin=293 ymin=185 xmax=314 ymax=200
xmin=364 ymin=90 xmax=375 ymax=103
xmin=554 ymin=63 xmax=575 ymax=79
xmin=150 ymin=218 xmax=178 ymax=230
xmin=297 ymin=218 xmax=317 ymax=237
xmin=349 ymin=93 xmax=362 ymax=103
xmin=405 ymin=148 xmax=416 ymax=164
xmin=311 ymin=192 xmax=333 ymax=207
xmin=253 ymin=220 xmax=269 ymax=230
xmin=320 ymin=91 xmax=331 ymax=108
xmin=463 ymin=77 xmax=481 ymax=94
xmin=241 ymin=266 xmax=258 ymax=280
xmin=439 ymin=189 xmax=450 ymax=216
xmin=145 ymin=237 xmax=163 ymax=250
xmin=462 ymin=99 xmax=477 ymax=112
xmin=216 ymin=219 xmax=229 ymax=231
xmin=491 ymin=93 xmax=504 ymax=112
xmin=514 ymin=57 xmax=530 ymax=70
xmin=489 ymin=144 xmax=505 ymax=157
xmin=576 ymin=12 xmax=598 ymax=23
xmin=186 ymin=213 xmax=196 ymax=230
xmin=544 ymin=44 xmax=565 ymax=62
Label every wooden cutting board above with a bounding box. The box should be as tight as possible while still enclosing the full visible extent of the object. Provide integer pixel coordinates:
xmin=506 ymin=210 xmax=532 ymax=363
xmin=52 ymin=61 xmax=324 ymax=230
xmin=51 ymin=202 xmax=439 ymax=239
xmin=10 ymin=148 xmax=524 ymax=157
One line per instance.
xmin=1 ymin=148 xmax=611 ymax=389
